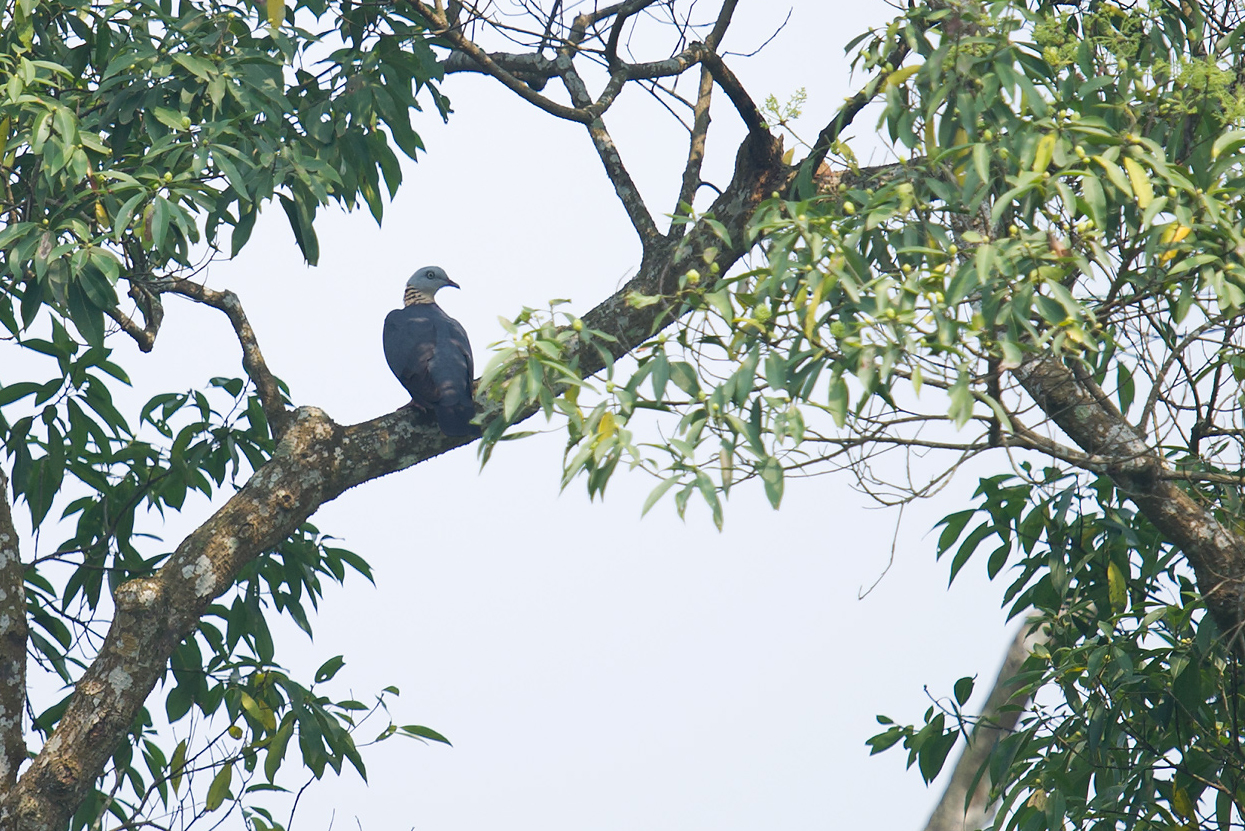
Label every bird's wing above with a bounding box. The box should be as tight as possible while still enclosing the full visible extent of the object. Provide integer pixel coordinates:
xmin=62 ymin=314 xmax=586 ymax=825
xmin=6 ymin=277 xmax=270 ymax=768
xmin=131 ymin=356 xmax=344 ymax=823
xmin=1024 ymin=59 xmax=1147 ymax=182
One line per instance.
xmin=441 ymin=315 xmax=474 ymax=381
xmin=429 ymin=310 xmax=478 ymax=436
xmin=383 ymin=307 xmax=440 ymax=405
xmin=427 ymin=309 xmax=474 ymax=404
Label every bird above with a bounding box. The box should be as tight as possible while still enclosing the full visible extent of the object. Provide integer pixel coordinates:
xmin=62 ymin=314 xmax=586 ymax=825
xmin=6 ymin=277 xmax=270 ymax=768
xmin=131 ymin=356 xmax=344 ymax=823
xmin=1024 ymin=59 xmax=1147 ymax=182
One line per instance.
xmin=383 ymin=266 xmax=479 ymax=437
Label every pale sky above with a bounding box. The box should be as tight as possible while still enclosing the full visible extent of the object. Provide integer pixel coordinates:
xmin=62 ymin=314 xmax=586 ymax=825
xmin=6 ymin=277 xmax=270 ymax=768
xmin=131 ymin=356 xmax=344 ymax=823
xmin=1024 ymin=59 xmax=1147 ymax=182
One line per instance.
xmin=11 ymin=2 xmax=1020 ymax=828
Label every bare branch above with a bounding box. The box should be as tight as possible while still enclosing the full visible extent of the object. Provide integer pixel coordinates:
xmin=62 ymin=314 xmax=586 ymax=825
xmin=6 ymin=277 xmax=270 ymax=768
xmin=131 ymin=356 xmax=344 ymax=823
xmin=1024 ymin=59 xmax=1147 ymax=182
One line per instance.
xmin=673 ymin=66 xmax=714 ymax=230
xmin=706 ymin=0 xmax=740 ymax=51
xmin=160 ymin=280 xmax=291 ymax=440
xmin=558 ymin=64 xmax=662 ymax=246
xmin=605 ymin=0 xmax=657 ymax=71
xmin=565 ymin=3 xmax=629 ymax=52
xmin=105 ymin=283 xmax=164 ymax=353
xmin=105 ymin=307 xmax=157 ymax=353
xmin=699 ymin=51 xmax=766 ymax=136
xmin=0 ymin=467 xmax=27 ymax=793
xmin=411 ymin=0 xmax=594 ymax=123
xmin=442 ymin=49 xmax=556 ymax=80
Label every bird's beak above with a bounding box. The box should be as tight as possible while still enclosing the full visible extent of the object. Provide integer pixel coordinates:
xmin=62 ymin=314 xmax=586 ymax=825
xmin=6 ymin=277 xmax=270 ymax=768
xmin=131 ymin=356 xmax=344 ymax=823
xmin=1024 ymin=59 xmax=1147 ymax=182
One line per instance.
xmin=445 ymin=277 xmax=461 ymax=289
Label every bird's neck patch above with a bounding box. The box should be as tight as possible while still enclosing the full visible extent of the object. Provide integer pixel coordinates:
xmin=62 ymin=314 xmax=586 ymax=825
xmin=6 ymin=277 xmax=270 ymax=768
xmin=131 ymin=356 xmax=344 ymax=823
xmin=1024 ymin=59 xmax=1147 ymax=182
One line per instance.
xmin=404 ymin=287 xmax=436 ymax=306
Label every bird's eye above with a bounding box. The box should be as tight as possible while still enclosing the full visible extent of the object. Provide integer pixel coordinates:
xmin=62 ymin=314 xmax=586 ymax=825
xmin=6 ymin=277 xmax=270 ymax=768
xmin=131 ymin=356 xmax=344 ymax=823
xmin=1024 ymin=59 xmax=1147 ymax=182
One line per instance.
xmin=425 ymin=270 xmax=436 ymax=279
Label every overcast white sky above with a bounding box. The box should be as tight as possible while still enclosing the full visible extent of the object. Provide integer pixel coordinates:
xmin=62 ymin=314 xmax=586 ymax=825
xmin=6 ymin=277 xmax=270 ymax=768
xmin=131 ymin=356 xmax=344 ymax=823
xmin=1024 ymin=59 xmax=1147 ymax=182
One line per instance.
xmin=12 ymin=2 xmax=1023 ymax=828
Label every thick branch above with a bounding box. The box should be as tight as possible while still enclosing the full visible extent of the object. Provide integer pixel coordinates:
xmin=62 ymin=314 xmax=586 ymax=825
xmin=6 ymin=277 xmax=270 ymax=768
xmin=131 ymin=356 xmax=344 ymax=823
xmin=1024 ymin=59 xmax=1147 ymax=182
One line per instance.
xmin=706 ymin=0 xmax=739 ymax=50
xmin=104 ymin=307 xmax=156 ymax=353
xmin=4 ymin=113 xmax=793 ymax=831
xmin=578 ymin=130 xmax=789 ymax=359
xmin=924 ymin=621 xmax=1048 ymax=831
xmin=699 ymin=52 xmax=766 ymax=136
xmin=1013 ymin=354 xmax=1245 ymax=647
xmin=443 ymin=49 xmax=557 ymax=81
xmin=161 ymin=280 xmax=291 ymax=440
xmin=0 ymin=467 xmax=26 ymax=795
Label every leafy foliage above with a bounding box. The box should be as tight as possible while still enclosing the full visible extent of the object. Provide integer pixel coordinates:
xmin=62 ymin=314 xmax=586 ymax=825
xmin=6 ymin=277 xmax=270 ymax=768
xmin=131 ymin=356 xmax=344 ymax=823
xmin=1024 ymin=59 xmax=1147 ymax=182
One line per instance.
xmin=481 ymin=0 xmax=1245 ymax=827
xmin=0 ymin=0 xmax=450 ymax=824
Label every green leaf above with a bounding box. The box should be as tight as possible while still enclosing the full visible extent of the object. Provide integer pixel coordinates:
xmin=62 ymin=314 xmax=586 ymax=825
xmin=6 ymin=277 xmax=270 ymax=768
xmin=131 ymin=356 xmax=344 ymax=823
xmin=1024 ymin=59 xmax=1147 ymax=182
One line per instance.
xmin=400 ymin=724 xmax=452 ymax=745
xmin=641 ymin=477 xmax=679 ymax=517
xmin=827 ymin=375 xmax=848 ymax=427
xmin=265 ymin=721 xmax=294 ymax=783
xmin=668 ymin=362 xmax=700 ymax=397
xmin=1107 ymin=560 xmax=1127 ymax=613
xmin=1123 ymin=156 xmax=1153 ymax=210
xmin=760 ymin=456 xmax=783 ymax=508
xmin=315 ymin=655 xmax=345 ymax=684
xmin=952 ymin=676 xmax=974 ymax=707
xmin=1093 ymin=155 xmax=1132 ymax=196
xmin=153 ymin=107 xmax=187 ymax=131
xmin=170 ymin=739 xmax=187 ymax=794
xmin=1032 ymin=132 xmax=1055 ymax=173
xmin=205 ymin=762 xmax=232 ymax=811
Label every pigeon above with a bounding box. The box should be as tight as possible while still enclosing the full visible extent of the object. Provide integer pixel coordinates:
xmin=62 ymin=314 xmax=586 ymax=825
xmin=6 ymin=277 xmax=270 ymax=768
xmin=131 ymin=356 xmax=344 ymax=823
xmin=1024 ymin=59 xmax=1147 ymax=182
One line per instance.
xmin=383 ymin=266 xmax=479 ymax=437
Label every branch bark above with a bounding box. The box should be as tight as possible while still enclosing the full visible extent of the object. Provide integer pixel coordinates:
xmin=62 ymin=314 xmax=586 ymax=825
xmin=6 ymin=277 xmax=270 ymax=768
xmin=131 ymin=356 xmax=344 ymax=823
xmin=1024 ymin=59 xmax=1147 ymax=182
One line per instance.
xmin=1013 ymin=354 xmax=1245 ymax=648
xmin=0 ymin=466 xmax=27 ymax=796
xmin=160 ymin=280 xmax=292 ymax=441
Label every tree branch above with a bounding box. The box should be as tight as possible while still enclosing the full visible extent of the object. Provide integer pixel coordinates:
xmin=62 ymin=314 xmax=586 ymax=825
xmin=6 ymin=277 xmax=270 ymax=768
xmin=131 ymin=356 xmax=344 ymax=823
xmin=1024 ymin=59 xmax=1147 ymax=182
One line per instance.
xmin=3 ymin=108 xmax=794 ymax=829
xmin=673 ymin=66 xmax=714 ymax=230
xmin=803 ymin=39 xmax=913 ymax=187
xmin=558 ymin=64 xmax=662 ymax=247
xmin=105 ymin=283 xmax=164 ymax=354
xmin=924 ymin=621 xmax=1048 ymax=831
xmin=1013 ymin=353 xmax=1245 ymax=650
xmin=706 ymin=0 xmax=739 ymax=50
xmin=699 ymin=51 xmax=766 ymax=136
xmin=605 ymin=0 xmax=656 ymax=71
xmin=0 ymin=466 xmax=27 ymax=795
xmin=160 ymin=280 xmax=291 ymax=440
xmin=410 ymin=0 xmax=594 ymax=124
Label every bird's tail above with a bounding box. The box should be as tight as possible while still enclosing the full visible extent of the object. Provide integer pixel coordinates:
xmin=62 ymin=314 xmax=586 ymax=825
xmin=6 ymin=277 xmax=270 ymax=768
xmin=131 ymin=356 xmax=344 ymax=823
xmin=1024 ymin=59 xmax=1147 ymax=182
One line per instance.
xmin=436 ymin=402 xmax=481 ymax=438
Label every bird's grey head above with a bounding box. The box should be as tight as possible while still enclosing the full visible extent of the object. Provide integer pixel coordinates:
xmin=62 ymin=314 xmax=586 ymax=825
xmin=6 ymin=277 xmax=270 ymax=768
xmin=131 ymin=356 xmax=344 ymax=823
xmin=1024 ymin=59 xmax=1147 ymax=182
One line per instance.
xmin=403 ymin=266 xmax=460 ymax=306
